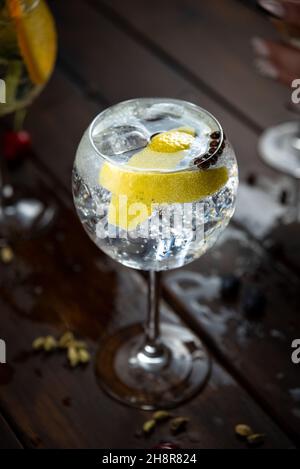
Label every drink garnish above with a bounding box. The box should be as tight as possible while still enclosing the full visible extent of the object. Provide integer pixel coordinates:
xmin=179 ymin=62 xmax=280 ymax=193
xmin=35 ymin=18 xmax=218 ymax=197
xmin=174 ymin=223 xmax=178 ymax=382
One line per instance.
xmin=3 ymin=130 xmax=32 ymax=161
xmin=149 ymin=129 xmax=194 ymax=152
xmin=6 ymin=0 xmax=56 ymax=84
xmin=99 ymin=128 xmax=229 ymax=230
xmin=194 ymin=131 xmax=226 ymax=169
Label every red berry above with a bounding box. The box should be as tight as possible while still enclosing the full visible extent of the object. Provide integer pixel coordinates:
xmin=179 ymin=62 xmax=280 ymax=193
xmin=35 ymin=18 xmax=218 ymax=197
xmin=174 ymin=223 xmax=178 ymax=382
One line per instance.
xmin=2 ymin=130 xmax=32 ymax=161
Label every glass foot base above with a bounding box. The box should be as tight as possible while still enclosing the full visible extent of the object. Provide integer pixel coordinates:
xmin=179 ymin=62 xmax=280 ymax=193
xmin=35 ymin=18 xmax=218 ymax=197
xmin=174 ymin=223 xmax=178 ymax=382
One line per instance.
xmin=95 ymin=323 xmax=211 ymax=410
xmin=0 ymin=184 xmax=56 ymax=239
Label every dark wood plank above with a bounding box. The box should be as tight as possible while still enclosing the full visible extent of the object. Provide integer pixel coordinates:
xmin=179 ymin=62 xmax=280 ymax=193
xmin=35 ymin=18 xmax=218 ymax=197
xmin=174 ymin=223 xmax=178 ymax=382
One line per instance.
xmin=163 ymin=224 xmax=300 ymax=444
xmin=98 ymin=0 xmax=294 ymax=130
xmin=264 ymin=222 xmax=300 ymax=276
xmin=0 ymin=413 xmax=23 ymax=449
xmin=27 ymin=70 xmax=99 ymax=191
xmin=0 ymin=187 xmax=293 ymax=448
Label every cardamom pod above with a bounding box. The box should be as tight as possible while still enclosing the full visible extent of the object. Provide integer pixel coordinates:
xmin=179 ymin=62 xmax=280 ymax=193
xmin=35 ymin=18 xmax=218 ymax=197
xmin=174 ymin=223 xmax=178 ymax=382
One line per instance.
xmin=58 ymin=331 xmax=75 ymax=348
xmin=32 ymin=337 xmax=46 ymax=350
xmin=143 ymin=419 xmax=156 ymax=434
xmin=235 ymin=424 xmax=253 ymax=438
xmin=152 ymin=410 xmax=171 ymax=422
xmin=170 ymin=417 xmax=189 ymax=435
xmin=69 ymin=340 xmax=87 ymax=350
xmin=247 ymin=433 xmax=265 ymax=446
xmin=44 ymin=336 xmax=57 ymax=352
xmin=0 ymin=246 xmax=14 ymax=264
xmin=78 ymin=348 xmax=90 ymax=363
xmin=68 ymin=346 xmax=79 ymax=367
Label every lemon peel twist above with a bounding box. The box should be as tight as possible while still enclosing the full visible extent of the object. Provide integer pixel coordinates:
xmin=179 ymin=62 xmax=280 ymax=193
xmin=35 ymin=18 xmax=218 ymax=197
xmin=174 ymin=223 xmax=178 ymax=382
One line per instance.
xmin=99 ymin=128 xmax=228 ymax=230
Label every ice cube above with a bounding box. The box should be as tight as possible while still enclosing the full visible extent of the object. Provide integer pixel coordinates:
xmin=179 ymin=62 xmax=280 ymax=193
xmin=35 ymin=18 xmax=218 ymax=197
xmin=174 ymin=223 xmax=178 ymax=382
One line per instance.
xmin=93 ymin=125 xmax=149 ymax=156
xmin=72 ymin=168 xmax=95 ymax=212
xmin=137 ymin=103 xmax=183 ymax=121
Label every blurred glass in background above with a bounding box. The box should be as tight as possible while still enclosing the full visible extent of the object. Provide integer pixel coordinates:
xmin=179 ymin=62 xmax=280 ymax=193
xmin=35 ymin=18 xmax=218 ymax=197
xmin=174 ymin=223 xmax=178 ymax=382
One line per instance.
xmin=0 ymin=0 xmax=57 ymax=238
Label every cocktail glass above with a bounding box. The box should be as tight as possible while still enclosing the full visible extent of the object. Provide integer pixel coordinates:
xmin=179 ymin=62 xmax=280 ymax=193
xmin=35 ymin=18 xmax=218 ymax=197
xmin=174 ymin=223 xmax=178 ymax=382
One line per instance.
xmin=0 ymin=0 xmax=57 ymax=238
xmin=72 ymin=98 xmax=238 ymax=409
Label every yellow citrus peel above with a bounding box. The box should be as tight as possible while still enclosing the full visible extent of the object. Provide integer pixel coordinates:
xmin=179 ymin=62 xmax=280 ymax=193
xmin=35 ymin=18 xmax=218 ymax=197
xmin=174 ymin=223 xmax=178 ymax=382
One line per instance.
xmin=99 ymin=128 xmax=228 ymax=230
xmin=149 ymin=130 xmax=194 ymax=153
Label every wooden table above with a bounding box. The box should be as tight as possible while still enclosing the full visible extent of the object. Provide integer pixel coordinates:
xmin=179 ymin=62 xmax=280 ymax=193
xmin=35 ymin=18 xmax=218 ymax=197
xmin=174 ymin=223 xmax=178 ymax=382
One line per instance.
xmin=0 ymin=0 xmax=299 ymax=449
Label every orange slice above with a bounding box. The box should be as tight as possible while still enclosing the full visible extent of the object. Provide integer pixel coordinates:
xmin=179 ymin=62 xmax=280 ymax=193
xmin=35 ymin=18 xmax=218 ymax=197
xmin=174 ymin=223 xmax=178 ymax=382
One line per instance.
xmin=6 ymin=0 xmax=57 ymax=85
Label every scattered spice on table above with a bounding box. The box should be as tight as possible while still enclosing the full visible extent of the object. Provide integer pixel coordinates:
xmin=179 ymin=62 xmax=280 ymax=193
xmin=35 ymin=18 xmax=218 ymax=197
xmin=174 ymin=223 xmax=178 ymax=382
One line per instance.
xmin=43 ymin=336 xmax=57 ymax=352
xmin=143 ymin=419 xmax=156 ymax=435
xmin=247 ymin=433 xmax=265 ymax=447
xmin=170 ymin=417 xmax=189 ymax=435
xmin=235 ymin=424 xmax=253 ymax=438
xmin=152 ymin=410 xmax=172 ymax=422
xmin=0 ymin=246 xmax=14 ymax=264
xmin=139 ymin=410 xmax=190 ymax=439
xmin=235 ymin=423 xmax=265 ymax=447
xmin=32 ymin=331 xmax=91 ymax=367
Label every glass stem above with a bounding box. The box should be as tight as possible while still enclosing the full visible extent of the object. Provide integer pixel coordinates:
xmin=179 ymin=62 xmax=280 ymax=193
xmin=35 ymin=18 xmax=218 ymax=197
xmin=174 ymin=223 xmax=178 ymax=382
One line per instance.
xmin=138 ymin=271 xmax=169 ymax=368
xmin=145 ymin=271 xmax=161 ymax=349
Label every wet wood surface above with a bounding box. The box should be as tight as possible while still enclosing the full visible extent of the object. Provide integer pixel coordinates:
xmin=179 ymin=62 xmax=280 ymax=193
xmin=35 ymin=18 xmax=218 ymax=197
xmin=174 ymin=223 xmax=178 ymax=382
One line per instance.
xmin=0 ymin=0 xmax=299 ymax=449
xmin=0 ymin=414 xmax=22 ymax=449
